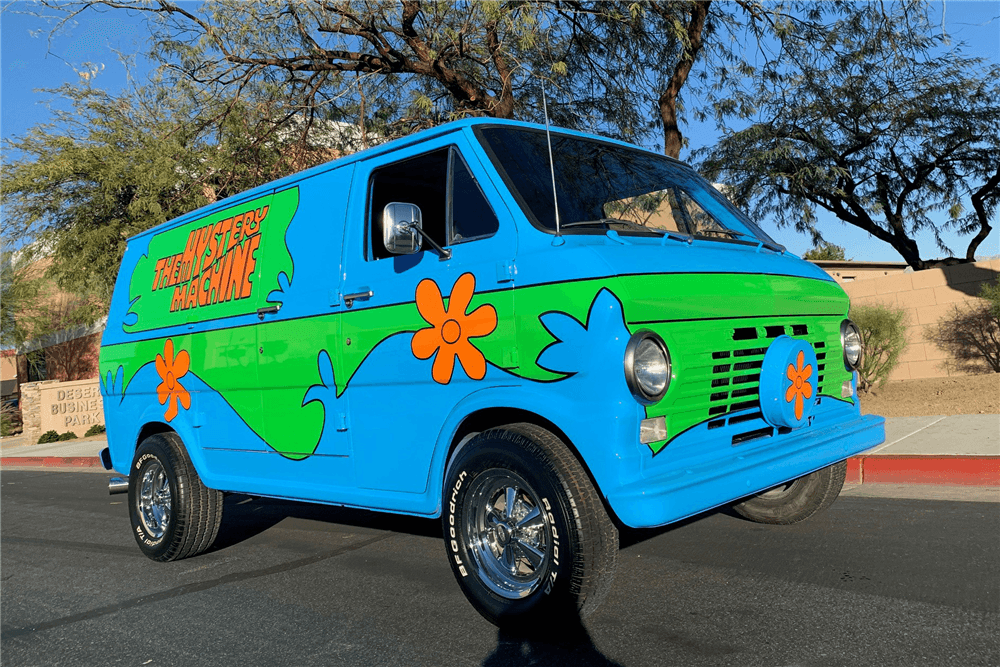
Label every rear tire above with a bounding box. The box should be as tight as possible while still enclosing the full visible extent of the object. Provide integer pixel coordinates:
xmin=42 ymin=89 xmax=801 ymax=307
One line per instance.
xmin=128 ymin=432 xmax=223 ymax=561
xmin=732 ymin=460 xmax=847 ymax=525
xmin=443 ymin=423 xmax=618 ymax=627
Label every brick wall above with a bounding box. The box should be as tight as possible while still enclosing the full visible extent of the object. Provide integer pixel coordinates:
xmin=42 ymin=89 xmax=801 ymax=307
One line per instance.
xmin=842 ymin=259 xmax=1000 ymax=380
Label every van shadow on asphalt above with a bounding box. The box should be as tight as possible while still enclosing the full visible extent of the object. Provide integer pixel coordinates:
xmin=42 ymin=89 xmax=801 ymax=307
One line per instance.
xmin=211 ymin=493 xmax=625 ymax=665
xmin=481 ymin=600 xmax=624 ymax=667
xmin=209 ymin=491 xmax=731 ymax=554
xmin=208 ymin=492 xmax=443 ymax=552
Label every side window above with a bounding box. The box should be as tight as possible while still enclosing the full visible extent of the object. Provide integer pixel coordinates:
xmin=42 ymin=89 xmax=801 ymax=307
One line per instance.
xmin=451 ymin=153 xmax=499 ymax=244
xmin=368 ymin=149 xmax=449 ymax=260
xmin=367 ymin=147 xmax=499 ymax=260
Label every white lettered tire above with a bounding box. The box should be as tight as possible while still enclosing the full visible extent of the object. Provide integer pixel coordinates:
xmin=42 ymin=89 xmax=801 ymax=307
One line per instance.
xmin=443 ymin=423 xmax=618 ymax=627
xmin=128 ymin=432 xmax=223 ymax=561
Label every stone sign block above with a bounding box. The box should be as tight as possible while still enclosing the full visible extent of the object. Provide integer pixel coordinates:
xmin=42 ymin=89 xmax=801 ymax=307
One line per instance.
xmin=39 ymin=378 xmax=104 ymax=436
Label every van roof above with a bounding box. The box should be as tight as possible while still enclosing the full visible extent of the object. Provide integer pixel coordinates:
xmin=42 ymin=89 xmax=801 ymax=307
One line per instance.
xmin=127 ymin=117 xmax=682 ymax=242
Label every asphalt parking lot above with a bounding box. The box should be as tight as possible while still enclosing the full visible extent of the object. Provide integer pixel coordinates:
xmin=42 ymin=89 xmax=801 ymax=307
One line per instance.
xmin=2 ymin=470 xmax=998 ymax=666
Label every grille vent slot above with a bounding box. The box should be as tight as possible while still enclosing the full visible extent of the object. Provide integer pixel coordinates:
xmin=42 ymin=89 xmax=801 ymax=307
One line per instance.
xmin=706 ymin=322 xmax=826 ymax=422
xmin=732 ymin=427 xmax=773 ymax=446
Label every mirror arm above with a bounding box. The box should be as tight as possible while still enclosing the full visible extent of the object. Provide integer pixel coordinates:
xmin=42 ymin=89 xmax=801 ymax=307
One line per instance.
xmin=403 ymin=223 xmax=452 ymax=260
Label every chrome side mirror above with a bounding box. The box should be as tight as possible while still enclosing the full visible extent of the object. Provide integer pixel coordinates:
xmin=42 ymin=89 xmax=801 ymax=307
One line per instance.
xmin=383 ymin=202 xmax=423 ymax=254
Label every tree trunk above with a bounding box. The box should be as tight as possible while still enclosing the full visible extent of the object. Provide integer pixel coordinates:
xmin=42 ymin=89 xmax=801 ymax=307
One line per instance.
xmin=657 ymin=1 xmax=710 ymax=160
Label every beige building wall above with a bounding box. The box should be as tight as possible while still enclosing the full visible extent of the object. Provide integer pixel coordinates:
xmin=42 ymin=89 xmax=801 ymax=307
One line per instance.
xmin=1 ymin=353 xmax=16 ymax=382
xmin=837 ymin=259 xmax=1000 ymax=380
xmin=813 ymin=260 xmax=910 ymax=283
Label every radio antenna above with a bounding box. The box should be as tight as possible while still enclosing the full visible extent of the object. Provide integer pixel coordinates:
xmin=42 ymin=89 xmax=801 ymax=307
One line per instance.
xmin=541 ymin=82 xmax=562 ymax=239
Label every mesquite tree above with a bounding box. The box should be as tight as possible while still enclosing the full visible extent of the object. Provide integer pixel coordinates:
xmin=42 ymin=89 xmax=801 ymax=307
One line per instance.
xmin=701 ymin=1 xmax=1000 ymax=268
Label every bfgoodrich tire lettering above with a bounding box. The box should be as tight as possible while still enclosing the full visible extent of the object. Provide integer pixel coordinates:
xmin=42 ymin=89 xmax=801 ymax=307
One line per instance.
xmin=443 ymin=423 xmax=618 ymax=627
xmin=732 ymin=460 xmax=847 ymax=525
xmin=128 ymin=432 xmax=223 ymax=562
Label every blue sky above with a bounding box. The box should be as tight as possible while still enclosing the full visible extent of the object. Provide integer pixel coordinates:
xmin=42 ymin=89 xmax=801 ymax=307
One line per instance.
xmin=2 ymin=0 xmax=998 ymax=262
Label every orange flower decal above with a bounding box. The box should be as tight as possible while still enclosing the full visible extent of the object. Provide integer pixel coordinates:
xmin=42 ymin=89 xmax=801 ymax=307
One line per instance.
xmin=784 ymin=350 xmax=814 ymax=421
xmin=155 ymin=339 xmax=191 ymax=422
xmin=411 ymin=273 xmax=497 ymax=384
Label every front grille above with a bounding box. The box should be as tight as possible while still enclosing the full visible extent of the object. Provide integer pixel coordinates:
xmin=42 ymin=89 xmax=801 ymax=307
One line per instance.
xmin=707 ymin=323 xmax=828 ymax=422
xmin=646 ymin=315 xmax=843 ymax=452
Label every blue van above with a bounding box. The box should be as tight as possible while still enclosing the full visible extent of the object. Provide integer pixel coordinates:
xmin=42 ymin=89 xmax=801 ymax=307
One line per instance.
xmin=99 ymin=118 xmax=885 ymax=625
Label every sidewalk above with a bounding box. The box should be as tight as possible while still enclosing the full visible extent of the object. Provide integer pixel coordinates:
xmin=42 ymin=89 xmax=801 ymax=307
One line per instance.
xmin=846 ymin=414 xmax=998 ymax=486
xmin=2 ymin=415 xmax=998 ymax=485
xmin=0 ymin=436 xmax=109 ymax=469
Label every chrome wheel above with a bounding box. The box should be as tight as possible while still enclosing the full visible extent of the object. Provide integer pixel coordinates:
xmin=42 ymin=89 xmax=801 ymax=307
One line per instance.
xmin=463 ymin=469 xmax=549 ymax=599
xmin=137 ymin=461 xmax=172 ymax=539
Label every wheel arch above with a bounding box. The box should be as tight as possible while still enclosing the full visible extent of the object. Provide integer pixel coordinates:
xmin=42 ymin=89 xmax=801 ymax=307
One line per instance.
xmin=432 ymin=392 xmax=630 ymax=524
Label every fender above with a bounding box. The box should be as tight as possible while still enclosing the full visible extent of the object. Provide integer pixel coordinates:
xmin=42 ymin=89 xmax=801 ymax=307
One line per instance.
xmin=110 ymin=406 xmax=203 ymax=478
xmin=423 ymin=382 xmax=647 ymax=514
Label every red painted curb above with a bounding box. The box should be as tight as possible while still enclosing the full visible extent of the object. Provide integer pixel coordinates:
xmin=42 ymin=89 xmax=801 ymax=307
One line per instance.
xmin=847 ymin=455 xmax=1000 ymax=486
xmin=2 ymin=454 xmax=997 ymax=486
xmin=1 ymin=457 xmax=103 ymax=468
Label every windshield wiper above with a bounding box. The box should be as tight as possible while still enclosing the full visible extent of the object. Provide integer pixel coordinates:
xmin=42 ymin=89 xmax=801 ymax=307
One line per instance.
xmin=563 ymin=218 xmax=666 ymax=236
xmin=695 ymin=228 xmax=784 ymax=253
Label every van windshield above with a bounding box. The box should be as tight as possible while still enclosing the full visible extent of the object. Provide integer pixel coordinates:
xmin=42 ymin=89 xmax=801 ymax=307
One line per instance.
xmin=476 ymin=126 xmax=779 ymax=247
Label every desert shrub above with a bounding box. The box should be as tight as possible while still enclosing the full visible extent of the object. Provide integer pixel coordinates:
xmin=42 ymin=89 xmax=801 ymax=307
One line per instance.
xmin=38 ymin=430 xmax=61 ymax=444
xmin=1 ymin=402 xmax=21 ymax=436
xmin=849 ymin=302 xmax=908 ymax=392
xmin=925 ymin=279 xmax=1000 ymax=373
xmin=84 ymin=424 xmax=107 ymax=437
xmin=58 ymin=431 xmax=78 ymax=441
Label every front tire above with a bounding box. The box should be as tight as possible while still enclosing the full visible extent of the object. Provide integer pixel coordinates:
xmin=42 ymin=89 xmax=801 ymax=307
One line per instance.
xmin=129 ymin=432 xmax=223 ymax=561
xmin=732 ymin=460 xmax=847 ymax=525
xmin=443 ymin=423 xmax=617 ymax=627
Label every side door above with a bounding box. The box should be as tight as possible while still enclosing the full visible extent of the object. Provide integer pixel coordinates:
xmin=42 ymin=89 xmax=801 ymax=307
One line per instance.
xmin=256 ymin=167 xmax=355 ymax=472
xmin=340 ymin=136 xmax=518 ymax=495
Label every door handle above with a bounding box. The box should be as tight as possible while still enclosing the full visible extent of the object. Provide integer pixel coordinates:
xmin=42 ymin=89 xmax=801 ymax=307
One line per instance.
xmin=343 ymin=289 xmax=374 ymax=308
xmin=256 ymin=305 xmax=280 ymax=320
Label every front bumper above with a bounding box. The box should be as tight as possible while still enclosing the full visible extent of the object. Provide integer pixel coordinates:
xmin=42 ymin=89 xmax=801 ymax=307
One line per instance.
xmin=606 ymin=411 xmax=885 ymax=528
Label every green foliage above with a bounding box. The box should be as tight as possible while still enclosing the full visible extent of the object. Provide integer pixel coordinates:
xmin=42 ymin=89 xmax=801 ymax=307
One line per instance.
xmin=38 ymin=430 xmax=61 ymax=444
xmin=0 ymin=250 xmax=42 ymax=350
xmin=39 ymin=1 xmax=814 ymax=159
xmin=58 ymin=431 xmax=79 ymax=441
xmin=2 ymin=78 xmax=324 ymax=307
xmin=849 ymin=302 xmax=908 ymax=392
xmin=980 ymin=279 xmax=1000 ymax=321
xmin=700 ymin=1 xmax=1000 ymax=269
xmin=84 ymin=423 xmax=107 ymax=437
xmin=925 ymin=280 xmax=1000 ymax=373
xmin=803 ymin=243 xmax=846 ymax=261
xmin=0 ymin=402 xmax=21 ymax=437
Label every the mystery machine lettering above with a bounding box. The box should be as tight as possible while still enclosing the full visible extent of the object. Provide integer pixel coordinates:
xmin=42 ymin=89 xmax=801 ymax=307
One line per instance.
xmin=124 ymin=188 xmax=298 ymax=332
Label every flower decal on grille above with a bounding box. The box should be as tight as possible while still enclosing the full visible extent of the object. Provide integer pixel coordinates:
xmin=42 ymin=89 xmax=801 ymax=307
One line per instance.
xmin=155 ymin=339 xmax=191 ymax=422
xmin=784 ymin=350 xmax=814 ymax=421
xmin=411 ymin=273 xmax=497 ymax=384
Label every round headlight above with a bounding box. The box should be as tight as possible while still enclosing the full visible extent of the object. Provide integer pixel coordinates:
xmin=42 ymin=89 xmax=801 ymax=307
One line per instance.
xmin=625 ymin=331 xmax=671 ymax=404
xmin=841 ymin=319 xmax=862 ymax=370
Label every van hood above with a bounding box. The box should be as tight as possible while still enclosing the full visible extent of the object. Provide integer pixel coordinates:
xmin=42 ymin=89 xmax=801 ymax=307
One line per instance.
xmin=575 ymin=239 xmax=850 ymax=323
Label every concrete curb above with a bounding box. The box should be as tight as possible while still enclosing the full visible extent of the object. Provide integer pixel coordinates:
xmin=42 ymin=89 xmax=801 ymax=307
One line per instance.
xmin=846 ymin=455 xmax=1000 ymax=486
xmin=1 ymin=456 xmax=103 ymax=469
xmin=3 ymin=453 xmax=998 ymax=486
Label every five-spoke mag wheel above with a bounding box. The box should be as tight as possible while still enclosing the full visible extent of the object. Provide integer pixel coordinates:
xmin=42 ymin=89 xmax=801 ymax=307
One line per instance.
xmin=444 ymin=423 xmax=618 ymax=627
xmin=464 ymin=469 xmax=549 ymax=598
xmin=137 ymin=460 xmax=172 ymax=539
